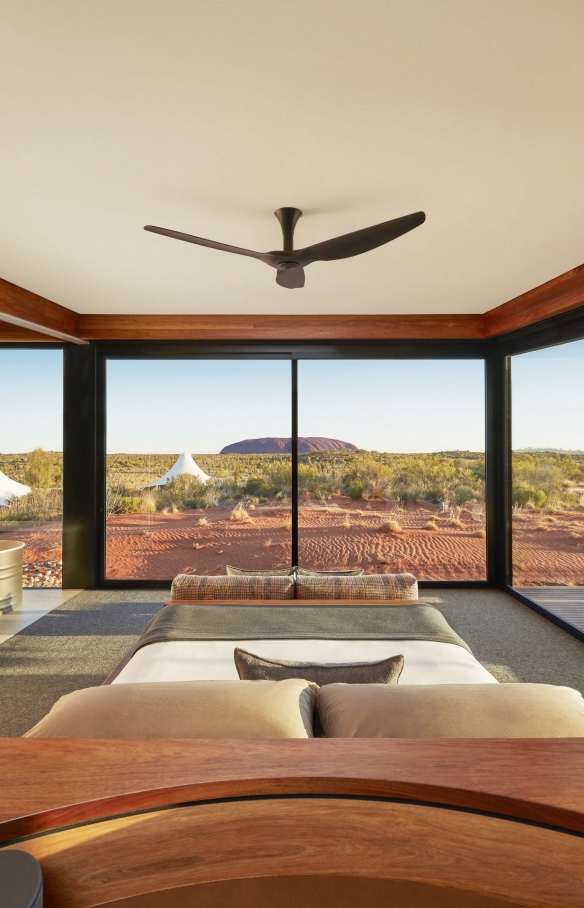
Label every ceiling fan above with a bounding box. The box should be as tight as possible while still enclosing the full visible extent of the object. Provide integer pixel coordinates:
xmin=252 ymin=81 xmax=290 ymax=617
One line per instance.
xmin=144 ymin=207 xmax=425 ymax=289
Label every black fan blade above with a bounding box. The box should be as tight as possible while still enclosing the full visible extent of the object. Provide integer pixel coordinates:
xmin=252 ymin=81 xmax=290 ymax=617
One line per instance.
xmin=296 ymin=211 xmax=425 ymax=265
xmin=276 ymin=263 xmax=305 ymax=288
xmin=144 ymin=225 xmax=276 ymax=264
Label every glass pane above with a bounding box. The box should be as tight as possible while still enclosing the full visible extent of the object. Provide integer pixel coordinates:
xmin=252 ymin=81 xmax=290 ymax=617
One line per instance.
xmin=0 ymin=349 xmax=63 ymax=589
xmin=105 ymin=359 xmax=292 ymax=580
xmin=298 ymin=360 xmax=486 ymax=579
xmin=512 ymin=339 xmax=584 ymax=588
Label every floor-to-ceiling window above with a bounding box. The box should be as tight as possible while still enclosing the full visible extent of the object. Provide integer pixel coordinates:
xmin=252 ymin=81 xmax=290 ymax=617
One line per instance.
xmin=511 ymin=339 xmax=584 ymax=589
xmin=105 ymin=358 xmax=292 ymax=580
xmin=297 ymin=359 xmax=486 ymax=579
xmin=0 ymin=348 xmax=63 ymax=588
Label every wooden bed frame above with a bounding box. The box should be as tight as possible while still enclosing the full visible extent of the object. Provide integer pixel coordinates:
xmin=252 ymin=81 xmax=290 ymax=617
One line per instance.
xmin=1 ymin=738 xmax=583 ymax=908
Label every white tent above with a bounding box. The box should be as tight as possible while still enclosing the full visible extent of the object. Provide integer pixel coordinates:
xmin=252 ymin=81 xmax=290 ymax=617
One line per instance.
xmin=0 ymin=470 xmax=31 ymax=507
xmin=146 ymin=452 xmax=210 ymax=488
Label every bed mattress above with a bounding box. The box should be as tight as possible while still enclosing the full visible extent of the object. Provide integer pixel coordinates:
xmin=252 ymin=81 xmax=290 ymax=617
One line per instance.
xmin=113 ymin=638 xmax=498 ymax=686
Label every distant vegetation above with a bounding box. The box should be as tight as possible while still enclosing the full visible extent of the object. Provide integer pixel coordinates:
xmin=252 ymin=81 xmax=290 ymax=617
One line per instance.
xmin=0 ymin=450 xmax=62 ymax=522
xmin=3 ymin=448 xmax=583 ymax=523
xmin=511 ymin=451 xmax=584 ymax=511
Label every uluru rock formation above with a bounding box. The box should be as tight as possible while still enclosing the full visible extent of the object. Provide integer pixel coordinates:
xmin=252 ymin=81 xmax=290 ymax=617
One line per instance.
xmin=220 ymin=437 xmax=358 ymax=455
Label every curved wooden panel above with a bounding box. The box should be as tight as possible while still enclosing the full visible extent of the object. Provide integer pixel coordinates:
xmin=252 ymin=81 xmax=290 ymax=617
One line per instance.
xmin=3 ymin=739 xmax=584 ymax=842
xmin=4 ymin=797 xmax=584 ymax=908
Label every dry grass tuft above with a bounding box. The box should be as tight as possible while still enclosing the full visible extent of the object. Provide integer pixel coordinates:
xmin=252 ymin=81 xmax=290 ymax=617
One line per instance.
xmin=283 ymin=514 xmax=293 ymax=531
xmin=354 ymin=509 xmax=363 ymax=517
xmin=341 ymin=518 xmax=352 ymax=529
xmin=192 ymin=542 xmax=203 ymax=550
xmin=535 ymin=522 xmax=550 ymax=532
xmin=263 ymin=538 xmax=274 ymax=548
xmin=198 ymin=517 xmax=209 ymax=526
xmin=380 ymin=518 xmax=402 ymax=534
xmin=424 ymin=520 xmax=439 ymax=531
xmin=473 ymin=528 xmax=486 ymax=539
xmin=448 ymin=518 xmax=464 ymax=528
xmin=569 ymin=532 xmax=582 ymax=541
xmin=230 ymin=503 xmax=253 ymax=523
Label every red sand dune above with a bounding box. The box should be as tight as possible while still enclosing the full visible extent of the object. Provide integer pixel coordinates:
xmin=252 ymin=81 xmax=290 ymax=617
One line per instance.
xmin=3 ymin=499 xmax=584 ymax=586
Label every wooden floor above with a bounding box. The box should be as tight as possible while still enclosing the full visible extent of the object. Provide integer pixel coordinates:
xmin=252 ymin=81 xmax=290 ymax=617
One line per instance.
xmin=515 ymin=587 xmax=584 ymax=634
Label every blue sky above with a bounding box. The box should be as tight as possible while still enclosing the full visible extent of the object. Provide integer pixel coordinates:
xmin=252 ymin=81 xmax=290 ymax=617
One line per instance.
xmin=0 ymin=349 xmax=63 ymax=452
xmin=512 ymin=338 xmax=584 ymax=451
xmin=1 ymin=343 xmax=582 ymax=453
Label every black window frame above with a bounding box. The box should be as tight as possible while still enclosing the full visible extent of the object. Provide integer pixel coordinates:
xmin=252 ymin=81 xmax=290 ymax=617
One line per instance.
xmin=5 ymin=306 xmax=584 ymax=605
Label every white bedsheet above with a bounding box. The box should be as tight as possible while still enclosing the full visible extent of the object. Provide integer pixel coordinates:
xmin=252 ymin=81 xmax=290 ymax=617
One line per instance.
xmin=113 ymin=639 xmax=498 ymax=686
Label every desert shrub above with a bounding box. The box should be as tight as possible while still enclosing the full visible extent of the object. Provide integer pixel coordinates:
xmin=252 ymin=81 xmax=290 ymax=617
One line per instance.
xmin=116 ymin=496 xmax=142 ymax=514
xmin=424 ymin=520 xmax=439 ymax=531
xmin=380 ymin=519 xmax=402 ymax=533
xmin=454 ymin=485 xmax=477 ymax=506
xmin=535 ymin=522 xmax=550 ymax=532
xmin=218 ymin=479 xmax=243 ymax=501
xmin=258 ymin=496 xmax=268 ymax=503
xmin=264 ymin=461 xmax=292 ymax=495
xmin=244 ymin=476 xmax=271 ymax=497
xmin=230 ymin=503 xmax=251 ymax=522
xmin=512 ymin=483 xmax=546 ymax=508
xmin=347 ymin=480 xmax=365 ymax=500
xmin=24 ymin=448 xmax=55 ymax=489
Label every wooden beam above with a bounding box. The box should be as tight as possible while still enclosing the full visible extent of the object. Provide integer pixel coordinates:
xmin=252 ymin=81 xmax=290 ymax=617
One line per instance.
xmin=483 ymin=262 xmax=584 ymax=337
xmin=0 ymin=277 xmax=87 ymax=344
xmin=78 ymin=314 xmax=485 ymax=341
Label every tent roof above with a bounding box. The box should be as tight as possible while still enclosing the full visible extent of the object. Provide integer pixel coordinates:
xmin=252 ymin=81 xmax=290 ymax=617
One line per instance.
xmin=0 ymin=470 xmax=31 ymax=507
xmin=146 ymin=452 xmax=210 ymax=488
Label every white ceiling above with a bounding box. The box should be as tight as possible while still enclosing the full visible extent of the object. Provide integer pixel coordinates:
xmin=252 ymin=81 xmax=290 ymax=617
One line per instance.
xmin=2 ymin=1 xmax=584 ymax=316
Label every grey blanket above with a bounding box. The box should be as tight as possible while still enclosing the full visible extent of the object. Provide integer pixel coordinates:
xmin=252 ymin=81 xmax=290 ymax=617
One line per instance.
xmin=130 ymin=602 xmax=472 ymax=656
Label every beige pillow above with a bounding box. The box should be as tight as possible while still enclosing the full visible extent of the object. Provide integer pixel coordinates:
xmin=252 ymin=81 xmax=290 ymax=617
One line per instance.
xmin=24 ymin=679 xmax=316 ymax=739
xmin=234 ymin=648 xmax=404 ymax=686
xmin=295 ymin=573 xmax=418 ymax=600
xmin=317 ymin=683 xmax=584 ymax=738
xmin=170 ymin=574 xmax=295 ymax=600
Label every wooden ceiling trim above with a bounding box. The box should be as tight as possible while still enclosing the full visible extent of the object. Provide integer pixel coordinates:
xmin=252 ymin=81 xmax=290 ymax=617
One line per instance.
xmin=0 ymin=277 xmax=87 ymax=344
xmin=78 ymin=314 xmax=485 ymax=340
xmin=483 ymin=262 xmax=584 ymax=337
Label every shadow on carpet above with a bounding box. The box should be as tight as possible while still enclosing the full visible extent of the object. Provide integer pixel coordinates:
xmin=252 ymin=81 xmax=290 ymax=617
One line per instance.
xmin=0 ymin=591 xmax=167 ymax=736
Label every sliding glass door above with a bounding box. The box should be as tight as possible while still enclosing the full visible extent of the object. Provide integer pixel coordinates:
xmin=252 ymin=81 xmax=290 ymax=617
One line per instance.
xmin=105 ymin=358 xmax=292 ymax=580
xmin=0 ymin=349 xmax=63 ymax=588
xmin=511 ymin=339 xmax=584 ymax=588
xmin=298 ymin=360 xmax=486 ymax=579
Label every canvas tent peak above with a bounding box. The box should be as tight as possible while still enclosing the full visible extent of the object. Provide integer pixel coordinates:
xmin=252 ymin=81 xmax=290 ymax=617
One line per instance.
xmin=0 ymin=470 xmax=31 ymax=507
xmin=146 ymin=452 xmax=210 ymax=487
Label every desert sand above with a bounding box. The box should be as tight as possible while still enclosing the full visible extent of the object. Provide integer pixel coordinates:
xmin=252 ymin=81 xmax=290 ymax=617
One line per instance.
xmin=3 ymin=498 xmax=584 ymax=586
xmin=104 ymin=497 xmax=488 ymax=581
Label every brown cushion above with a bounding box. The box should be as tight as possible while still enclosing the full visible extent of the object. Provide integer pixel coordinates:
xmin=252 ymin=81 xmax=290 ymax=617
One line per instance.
xmin=24 ymin=679 xmax=316 ymax=739
xmin=234 ymin=648 xmax=404 ymax=686
xmin=295 ymin=573 xmax=418 ymax=601
xmin=317 ymin=683 xmax=584 ymax=738
xmin=171 ymin=574 xmax=295 ymax=600
xmin=296 ymin=567 xmax=364 ymax=576
xmin=226 ymin=565 xmax=296 ymax=576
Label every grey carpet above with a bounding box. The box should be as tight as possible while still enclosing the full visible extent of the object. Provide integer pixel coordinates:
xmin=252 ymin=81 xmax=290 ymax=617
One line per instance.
xmin=0 ymin=591 xmax=167 ymax=736
xmin=1 ymin=588 xmax=584 ymax=737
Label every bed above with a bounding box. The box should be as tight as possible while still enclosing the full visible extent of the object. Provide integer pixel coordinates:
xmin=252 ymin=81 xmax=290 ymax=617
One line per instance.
xmin=108 ymin=601 xmax=498 ymax=686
